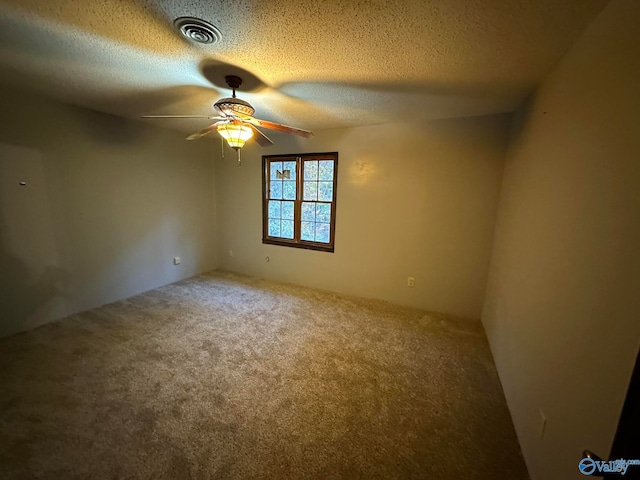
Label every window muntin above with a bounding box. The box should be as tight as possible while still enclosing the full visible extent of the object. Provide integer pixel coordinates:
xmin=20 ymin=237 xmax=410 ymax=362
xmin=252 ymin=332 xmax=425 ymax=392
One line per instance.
xmin=263 ymin=153 xmax=337 ymax=252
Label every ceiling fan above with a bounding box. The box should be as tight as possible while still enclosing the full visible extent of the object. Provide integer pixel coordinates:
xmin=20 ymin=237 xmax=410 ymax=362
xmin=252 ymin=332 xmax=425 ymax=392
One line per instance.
xmin=142 ymin=75 xmax=313 ymax=163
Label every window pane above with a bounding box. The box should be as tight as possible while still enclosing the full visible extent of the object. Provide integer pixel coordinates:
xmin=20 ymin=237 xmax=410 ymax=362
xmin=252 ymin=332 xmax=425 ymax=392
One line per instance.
xmin=315 ymin=223 xmax=330 ymax=243
xmin=268 ymin=218 xmax=281 ymax=237
xmin=304 ymin=161 xmax=318 ymax=181
xmin=283 ymin=161 xmax=297 ymax=175
xmin=301 ymin=221 xmax=315 ymax=241
xmin=281 ymin=201 xmax=294 ymax=220
xmin=316 ymin=203 xmax=331 ymax=223
xmin=281 ymin=220 xmax=294 ymax=239
xmin=270 ymin=181 xmax=282 ymax=199
xmin=268 ymin=200 xmax=281 ymax=219
xmin=270 ymin=162 xmax=283 ymax=180
xmin=317 ymin=181 xmax=333 ymax=202
xmin=318 ymin=160 xmax=334 ymax=181
xmin=283 ymin=181 xmax=296 ymax=200
xmin=303 ymin=181 xmax=317 ymax=201
xmin=301 ymin=202 xmax=316 ymax=221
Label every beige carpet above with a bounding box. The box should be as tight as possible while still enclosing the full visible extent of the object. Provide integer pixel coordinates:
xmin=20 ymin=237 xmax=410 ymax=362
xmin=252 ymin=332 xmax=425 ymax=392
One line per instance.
xmin=0 ymin=271 xmax=529 ymax=479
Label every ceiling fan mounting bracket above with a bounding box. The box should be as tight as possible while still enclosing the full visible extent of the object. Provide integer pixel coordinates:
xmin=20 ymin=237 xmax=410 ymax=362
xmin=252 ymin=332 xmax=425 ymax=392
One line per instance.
xmin=225 ymin=75 xmax=243 ymax=97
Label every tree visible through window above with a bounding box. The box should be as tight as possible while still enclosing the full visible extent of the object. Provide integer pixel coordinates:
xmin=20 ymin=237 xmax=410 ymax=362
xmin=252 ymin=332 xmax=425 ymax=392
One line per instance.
xmin=262 ymin=152 xmax=338 ymax=252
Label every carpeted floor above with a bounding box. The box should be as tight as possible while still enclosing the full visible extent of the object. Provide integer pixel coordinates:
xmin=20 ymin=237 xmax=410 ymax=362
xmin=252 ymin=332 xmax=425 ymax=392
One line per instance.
xmin=0 ymin=271 xmax=529 ymax=479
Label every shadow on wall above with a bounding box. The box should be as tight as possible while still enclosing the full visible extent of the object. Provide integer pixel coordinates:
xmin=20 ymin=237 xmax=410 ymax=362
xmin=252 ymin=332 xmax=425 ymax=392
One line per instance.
xmin=0 ymin=264 xmax=66 ymax=336
xmin=74 ymin=108 xmax=148 ymax=145
xmin=0 ymin=208 xmax=70 ymax=338
xmin=0 ymin=143 xmax=69 ymax=338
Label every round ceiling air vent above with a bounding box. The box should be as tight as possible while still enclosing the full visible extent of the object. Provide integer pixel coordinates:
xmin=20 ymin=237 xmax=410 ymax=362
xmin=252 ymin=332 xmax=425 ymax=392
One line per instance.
xmin=174 ymin=17 xmax=221 ymax=45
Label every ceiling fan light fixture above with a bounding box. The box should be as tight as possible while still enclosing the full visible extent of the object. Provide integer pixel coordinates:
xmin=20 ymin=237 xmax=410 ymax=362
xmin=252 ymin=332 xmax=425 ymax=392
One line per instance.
xmin=217 ymin=123 xmax=254 ymax=149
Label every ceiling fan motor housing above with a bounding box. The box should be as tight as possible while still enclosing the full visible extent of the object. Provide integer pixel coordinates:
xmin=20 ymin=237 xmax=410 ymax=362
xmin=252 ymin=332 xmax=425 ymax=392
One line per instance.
xmin=214 ymin=97 xmax=256 ymax=116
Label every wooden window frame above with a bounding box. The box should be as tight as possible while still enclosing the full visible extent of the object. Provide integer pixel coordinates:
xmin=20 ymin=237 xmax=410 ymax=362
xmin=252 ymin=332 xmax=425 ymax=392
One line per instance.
xmin=262 ymin=152 xmax=338 ymax=253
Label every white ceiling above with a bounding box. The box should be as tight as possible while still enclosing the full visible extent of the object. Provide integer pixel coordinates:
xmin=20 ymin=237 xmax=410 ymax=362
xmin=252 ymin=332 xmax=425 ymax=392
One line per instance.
xmin=0 ymin=0 xmax=608 ymax=136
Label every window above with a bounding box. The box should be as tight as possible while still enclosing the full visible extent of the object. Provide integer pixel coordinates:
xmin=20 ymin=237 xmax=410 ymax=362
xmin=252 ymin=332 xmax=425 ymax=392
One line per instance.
xmin=262 ymin=152 xmax=338 ymax=252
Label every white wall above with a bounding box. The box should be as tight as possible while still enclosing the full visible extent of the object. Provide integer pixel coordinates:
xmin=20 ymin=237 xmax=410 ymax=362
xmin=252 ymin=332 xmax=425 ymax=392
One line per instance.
xmin=0 ymin=87 xmax=218 ymax=337
xmin=216 ymin=114 xmax=509 ymax=319
xmin=482 ymin=1 xmax=640 ymax=479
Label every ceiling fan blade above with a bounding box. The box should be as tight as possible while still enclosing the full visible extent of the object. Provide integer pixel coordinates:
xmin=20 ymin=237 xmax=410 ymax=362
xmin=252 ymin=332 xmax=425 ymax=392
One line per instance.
xmin=235 ymin=112 xmax=314 ymax=138
xmin=186 ymin=124 xmax=219 ymax=140
xmin=249 ymin=125 xmax=274 ymax=147
xmin=141 ymin=115 xmax=220 ymax=119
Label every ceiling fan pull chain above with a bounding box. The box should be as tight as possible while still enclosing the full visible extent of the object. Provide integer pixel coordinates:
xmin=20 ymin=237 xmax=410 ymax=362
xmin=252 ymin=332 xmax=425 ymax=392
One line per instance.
xmin=221 ymin=136 xmax=225 ymax=158
xmin=237 ymin=148 xmax=242 ymax=167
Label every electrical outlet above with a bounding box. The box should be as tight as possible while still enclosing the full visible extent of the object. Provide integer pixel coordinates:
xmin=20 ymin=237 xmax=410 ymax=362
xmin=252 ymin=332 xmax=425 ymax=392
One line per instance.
xmin=539 ymin=409 xmax=547 ymax=439
xmin=229 ymin=250 xmax=234 ymax=257
xmin=407 ymin=277 xmax=415 ymax=287
xmin=173 ymin=256 xmax=181 ymax=265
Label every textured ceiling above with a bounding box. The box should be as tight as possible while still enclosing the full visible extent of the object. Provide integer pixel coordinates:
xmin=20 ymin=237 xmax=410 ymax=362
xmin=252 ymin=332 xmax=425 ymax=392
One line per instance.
xmin=0 ymin=0 xmax=609 ymax=136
